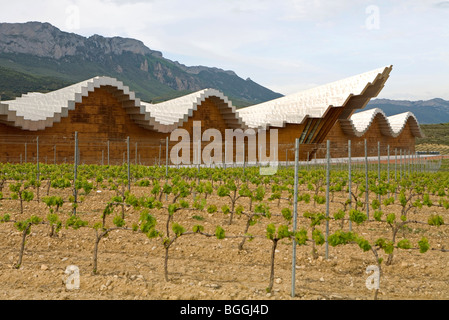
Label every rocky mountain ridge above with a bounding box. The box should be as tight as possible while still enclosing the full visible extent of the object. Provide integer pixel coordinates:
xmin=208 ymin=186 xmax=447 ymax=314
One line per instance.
xmin=0 ymin=21 xmax=282 ymax=106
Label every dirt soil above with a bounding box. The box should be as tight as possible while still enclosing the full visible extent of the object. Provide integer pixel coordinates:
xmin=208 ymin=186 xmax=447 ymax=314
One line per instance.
xmin=0 ymin=184 xmax=448 ymax=301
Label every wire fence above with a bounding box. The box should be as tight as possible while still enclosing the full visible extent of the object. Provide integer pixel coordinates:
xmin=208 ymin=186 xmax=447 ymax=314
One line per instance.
xmin=1 ymin=133 xmax=447 ymax=172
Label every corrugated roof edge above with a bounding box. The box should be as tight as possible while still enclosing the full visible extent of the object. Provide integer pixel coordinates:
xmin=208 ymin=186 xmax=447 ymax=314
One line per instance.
xmin=237 ymin=65 xmax=393 ymax=130
xmin=0 ymin=77 xmax=246 ymax=132
xmin=340 ymin=108 xmax=423 ymax=138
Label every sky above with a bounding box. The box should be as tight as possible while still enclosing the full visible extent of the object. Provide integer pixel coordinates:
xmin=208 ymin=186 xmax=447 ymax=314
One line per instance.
xmin=1 ymin=0 xmax=449 ymax=100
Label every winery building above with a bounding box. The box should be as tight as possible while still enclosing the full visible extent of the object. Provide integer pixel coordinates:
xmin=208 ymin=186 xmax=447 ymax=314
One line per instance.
xmin=0 ymin=65 xmax=423 ymax=165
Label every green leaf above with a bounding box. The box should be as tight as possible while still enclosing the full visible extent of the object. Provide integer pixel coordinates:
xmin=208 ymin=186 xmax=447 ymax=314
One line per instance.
xmin=355 ymin=236 xmax=372 ymax=252
xmin=221 ymin=205 xmax=230 ymax=215
xmin=14 ymin=221 xmax=29 ymax=232
xmin=215 ymin=226 xmax=226 ymax=240
xmin=312 ymin=229 xmax=325 ymax=246
xmin=314 ymin=195 xmax=326 ymax=205
xmin=155 ymin=201 xmax=163 ymax=210
xmin=254 ymin=186 xmax=265 ymax=201
xmin=235 ymin=205 xmax=244 ymax=215
xmin=333 ymin=209 xmax=345 ymax=221
xmin=47 ymin=213 xmax=59 ymax=225
xmin=255 ymin=203 xmax=270 ymax=217
xmin=418 ymin=237 xmax=430 ymax=253
xmin=383 ymin=197 xmax=395 ymax=206
xmin=172 ymin=223 xmax=186 ymax=237
xmin=328 ymin=230 xmax=356 ymax=247
xmin=399 ymin=192 xmax=407 ymax=207
xmin=207 ymin=205 xmax=217 ymax=214
xmin=179 ymin=199 xmax=189 ymax=209
xmin=139 ymin=211 xmax=157 ymax=234
xmin=162 ymin=183 xmax=172 ymax=195
xmin=303 ymin=211 xmax=326 ymax=226
xmin=386 ymin=213 xmax=396 ymax=224
xmin=277 ymin=225 xmax=291 ymax=239
xmin=29 ymin=215 xmax=42 ymax=225
xmin=423 ymin=193 xmax=432 ymax=207
xmin=266 ymin=223 xmax=276 ymax=240
xmin=441 ymin=200 xmax=449 ymax=210
xmin=349 ymin=209 xmax=367 ymax=225
xmin=294 ymin=228 xmax=308 ymax=245
xmin=103 ymin=203 xmax=114 ymax=216
xmin=193 ymin=199 xmax=206 ymax=210
xmin=43 ymin=196 xmax=55 ymax=207
xmin=428 ymin=214 xmax=444 ymax=227
xmin=93 ymin=222 xmax=102 ymax=230
xmin=9 ymin=182 xmax=21 ymax=193
xmin=125 ymin=193 xmax=139 ymax=208
xmin=0 ymin=214 xmax=11 ymax=223
xmin=168 ymin=203 xmax=178 ymax=215
xmin=193 ymin=225 xmax=204 ymax=233
xmin=397 ymin=239 xmax=412 ymax=250
xmin=217 ymin=185 xmax=230 ymax=197
xmin=113 ymin=215 xmax=126 ymax=228
xmin=281 ymin=208 xmax=292 ymax=222
xmin=66 ymin=215 xmax=88 ymax=230
xmin=373 ymin=210 xmax=383 ymax=222
xmin=371 ymin=199 xmax=380 ymax=210
xmin=375 ymin=238 xmax=394 ymax=254
xmin=299 ymin=193 xmax=311 ymax=204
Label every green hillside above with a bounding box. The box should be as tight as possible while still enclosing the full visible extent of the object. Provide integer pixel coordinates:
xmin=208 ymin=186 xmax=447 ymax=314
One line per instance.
xmin=0 ymin=65 xmax=70 ymax=100
xmin=414 ymin=123 xmax=449 ymax=155
xmin=0 ymin=52 xmax=183 ymax=102
xmin=416 ymin=123 xmax=449 ymax=146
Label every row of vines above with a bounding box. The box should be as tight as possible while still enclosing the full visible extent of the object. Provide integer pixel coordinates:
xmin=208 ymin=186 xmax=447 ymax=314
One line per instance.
xmin=0 ymin=160 xmax=448 ymax=299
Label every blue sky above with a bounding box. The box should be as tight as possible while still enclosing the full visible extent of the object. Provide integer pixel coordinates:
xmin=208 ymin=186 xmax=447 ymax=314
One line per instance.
xmin=2 ymin=0 xmax=449 ymax=100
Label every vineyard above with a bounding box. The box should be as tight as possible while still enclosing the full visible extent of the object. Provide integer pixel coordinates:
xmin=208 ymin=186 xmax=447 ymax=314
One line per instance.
xmin=0 ymin=158 xmax=448 ymax=300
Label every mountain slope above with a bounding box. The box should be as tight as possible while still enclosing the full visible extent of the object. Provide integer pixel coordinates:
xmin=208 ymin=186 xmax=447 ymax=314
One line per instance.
xmin=0 ymin=21 xmax=282 ymax=106
xmin=0 ymin=65 xmax=71 ymax=100
xmin=363 ymin=98 xmax=449 ymax=124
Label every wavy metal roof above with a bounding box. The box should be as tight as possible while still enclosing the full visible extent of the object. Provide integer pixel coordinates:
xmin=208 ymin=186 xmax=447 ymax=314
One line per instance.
xmin=140 ymin=88 xmax=246 ymax=133
xmin=0 ymin=65 xmax=421 ymax=139
xmin=0 ymin=76 xmax=244 ymax=132
xmin=0 ymin=76 xmax=139 ymax=131
xmin=236 ymin=65 xmax=393 ymax=129
xmin=339 ymin=108 xmax=423 ymax=138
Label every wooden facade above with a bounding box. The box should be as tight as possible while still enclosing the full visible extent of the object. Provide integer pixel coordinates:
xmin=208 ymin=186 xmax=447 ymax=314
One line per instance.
xmin=322 ymin=115 xmax=416 ymax=159
xmin=0 ymin=87 xmax=274 ymax=164
xmin=1 ymin=87 xmax=164 ymax=164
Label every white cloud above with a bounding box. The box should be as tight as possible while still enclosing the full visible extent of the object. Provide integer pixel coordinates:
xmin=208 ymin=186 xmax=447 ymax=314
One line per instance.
xmin=0 ymin=0 xmax=448 ymax=99
xmin=280 ymin=0 xmax=363 ymax=21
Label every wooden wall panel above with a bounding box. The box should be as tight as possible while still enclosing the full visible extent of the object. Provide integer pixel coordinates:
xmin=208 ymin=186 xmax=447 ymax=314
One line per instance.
xmin=0 ymin=88 xmax=250 ymax=165
xmin=324 ymin=116 xmax=416 ymax=158
xmin=0 ymin=87 xmax=166 ymax=164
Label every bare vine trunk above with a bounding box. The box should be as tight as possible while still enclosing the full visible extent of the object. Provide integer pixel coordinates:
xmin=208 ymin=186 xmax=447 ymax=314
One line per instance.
xmin=15 ymin=223 xmax=31 ymax=269
xmin=164 ymin=246 xmax=170 ymax=282
xmin=267 ymin=239 xmax=279 ymax=293
xmin=92 ymin=232 xmax=102 ymax=274
xmin=238 ymin=216 xmax=252 ymax=250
